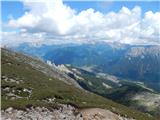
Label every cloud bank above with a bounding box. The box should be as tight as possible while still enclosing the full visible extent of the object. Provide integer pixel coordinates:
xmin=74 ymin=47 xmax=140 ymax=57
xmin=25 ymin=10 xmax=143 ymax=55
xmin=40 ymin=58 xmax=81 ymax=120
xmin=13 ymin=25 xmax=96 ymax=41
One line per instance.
xmin=2 ymin=0 xmax=160 ymax=46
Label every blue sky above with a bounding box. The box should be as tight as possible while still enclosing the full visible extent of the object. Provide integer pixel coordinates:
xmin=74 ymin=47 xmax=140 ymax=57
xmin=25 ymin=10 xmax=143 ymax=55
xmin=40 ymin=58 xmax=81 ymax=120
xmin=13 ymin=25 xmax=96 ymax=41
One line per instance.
xmin=65 ymin=1 xmax=159 ymax=14
xmin=1 ymin=0 xmax=160 ymax=46
xmin=2 ymin=1 xmax=160 ymax=22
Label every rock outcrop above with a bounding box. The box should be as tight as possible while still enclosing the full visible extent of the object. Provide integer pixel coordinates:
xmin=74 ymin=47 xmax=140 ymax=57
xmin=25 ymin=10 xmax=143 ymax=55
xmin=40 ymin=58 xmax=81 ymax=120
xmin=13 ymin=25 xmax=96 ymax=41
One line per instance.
xmin=1 ymin=105 xmax=135 ymax=120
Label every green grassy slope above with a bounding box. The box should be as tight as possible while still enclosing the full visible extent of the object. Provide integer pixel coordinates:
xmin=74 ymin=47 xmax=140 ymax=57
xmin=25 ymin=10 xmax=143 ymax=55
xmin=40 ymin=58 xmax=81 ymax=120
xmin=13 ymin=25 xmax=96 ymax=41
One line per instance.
xmin=1 ymin=48 xmax=157 ymax=120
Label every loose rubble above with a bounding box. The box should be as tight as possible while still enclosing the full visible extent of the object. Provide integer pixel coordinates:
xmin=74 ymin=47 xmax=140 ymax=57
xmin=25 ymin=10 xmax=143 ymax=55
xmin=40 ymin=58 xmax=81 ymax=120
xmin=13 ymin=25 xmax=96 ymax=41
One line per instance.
xmin=1 ymin=105 xmax=135 ymax=120
xmin=1 ymin=105 xmax=83 ymax=120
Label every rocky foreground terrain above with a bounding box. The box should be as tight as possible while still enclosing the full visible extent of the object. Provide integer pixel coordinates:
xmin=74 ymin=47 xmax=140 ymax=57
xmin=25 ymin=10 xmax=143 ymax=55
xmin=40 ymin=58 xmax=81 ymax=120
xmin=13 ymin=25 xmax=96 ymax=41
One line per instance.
xmin=1 ymin=104 xmax=134 ymax=120
xmin=1 ymin=105 xmax=82 ymax=120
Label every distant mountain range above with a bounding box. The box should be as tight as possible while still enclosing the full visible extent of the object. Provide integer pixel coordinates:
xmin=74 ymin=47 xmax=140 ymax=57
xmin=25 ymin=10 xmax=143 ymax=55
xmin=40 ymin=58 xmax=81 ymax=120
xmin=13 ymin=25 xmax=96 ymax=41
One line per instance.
xmin=2 ymin=48 xmax=157 ymax=120
xmin=14 ymin=42 xmax=160 ymax=92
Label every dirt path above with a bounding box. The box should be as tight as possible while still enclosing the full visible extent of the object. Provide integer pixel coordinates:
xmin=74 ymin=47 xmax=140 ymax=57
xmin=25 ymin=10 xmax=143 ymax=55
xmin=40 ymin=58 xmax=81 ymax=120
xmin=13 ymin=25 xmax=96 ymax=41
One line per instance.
xmin=80 ymin=108 xmax=134 ymax=120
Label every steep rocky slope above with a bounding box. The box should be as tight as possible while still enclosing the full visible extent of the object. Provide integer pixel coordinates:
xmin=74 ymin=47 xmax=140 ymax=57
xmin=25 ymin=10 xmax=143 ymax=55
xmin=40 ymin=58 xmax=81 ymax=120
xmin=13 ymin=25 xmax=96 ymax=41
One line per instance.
xmin=61 ymin=65 xmax=160 ymax=118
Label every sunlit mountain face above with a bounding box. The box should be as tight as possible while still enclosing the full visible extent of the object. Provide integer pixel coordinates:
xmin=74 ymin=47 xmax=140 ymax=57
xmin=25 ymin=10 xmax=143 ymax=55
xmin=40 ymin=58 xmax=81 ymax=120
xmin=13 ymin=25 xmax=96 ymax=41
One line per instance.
xmin=2 ymin=0 xmax=160 ymax=119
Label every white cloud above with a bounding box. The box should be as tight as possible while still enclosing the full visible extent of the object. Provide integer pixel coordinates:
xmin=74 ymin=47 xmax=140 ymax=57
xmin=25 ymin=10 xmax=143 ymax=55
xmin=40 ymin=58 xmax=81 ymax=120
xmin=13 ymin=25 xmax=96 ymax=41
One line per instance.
xmin=2 ymin=0 xmax=160 ymax=46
